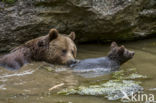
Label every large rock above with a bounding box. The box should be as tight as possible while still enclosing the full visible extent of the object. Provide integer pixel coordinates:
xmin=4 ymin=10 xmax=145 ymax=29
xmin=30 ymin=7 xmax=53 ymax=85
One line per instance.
xmin=0 ymin=0 xmax=156 ymax=52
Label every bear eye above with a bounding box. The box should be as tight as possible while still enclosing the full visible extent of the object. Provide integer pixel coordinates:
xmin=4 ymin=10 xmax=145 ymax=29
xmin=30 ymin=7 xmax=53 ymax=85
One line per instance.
xmin=38 ymin=41 xmax=44 ymax=47
xmin=62 ymin=49 xmax=67 ymax=54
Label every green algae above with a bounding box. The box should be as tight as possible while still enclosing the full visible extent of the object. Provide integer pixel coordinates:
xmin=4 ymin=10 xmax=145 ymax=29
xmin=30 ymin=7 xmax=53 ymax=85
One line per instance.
xmin=44 ymin=66 xmax=55 ymax=72
xmin=2 ymin=0 xmax=16 ymax=4
xmin=112 ymin=68 xmax=148 ymax=80
xmin=58 ymin=68 xmax=147 ymax=101
xmin=39 ymin=65 xmax=55 ymax=72
xmin=127 ymin=73 xmax=148 ymax=79
xmin=58 ymin=80 xmax=143 ymax=100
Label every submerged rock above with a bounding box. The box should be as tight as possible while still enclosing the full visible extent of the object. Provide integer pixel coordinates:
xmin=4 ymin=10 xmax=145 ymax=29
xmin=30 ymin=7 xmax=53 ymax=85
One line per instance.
xmin=0 ymin=0 xmax=156 ymax=52
xmin=58 ymin=69 xmax=148 ymax=101
xmin=127 ymin=73 xmax=148 ymax=79
xmin=58 ymin=80 xmax=143 ymax=101
xmin=112 ymin=68 xmax=148 ymax=80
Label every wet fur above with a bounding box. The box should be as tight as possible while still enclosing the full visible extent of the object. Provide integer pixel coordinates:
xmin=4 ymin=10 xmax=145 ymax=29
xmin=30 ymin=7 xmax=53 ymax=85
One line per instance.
xmin=0 ymin=29 xmax=77 ymax=69
xmin=71 ymin=42 xmax=134 ymax=71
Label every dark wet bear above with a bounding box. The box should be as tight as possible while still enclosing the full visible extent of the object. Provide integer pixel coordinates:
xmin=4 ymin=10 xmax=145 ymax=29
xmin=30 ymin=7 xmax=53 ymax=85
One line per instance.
xmin=70 ymin=42 xmax=134 ymax=72
xmin=0 ymin=29 xmax=77 ymax=69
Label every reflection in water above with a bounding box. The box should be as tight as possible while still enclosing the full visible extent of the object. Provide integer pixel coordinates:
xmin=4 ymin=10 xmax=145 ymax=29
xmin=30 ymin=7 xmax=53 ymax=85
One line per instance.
xmin=0 ymin=69 xmax=35 ymax=78
xmin=0 ymin=38 xmax=156 ymax=103
xmin=73 ymin=67 xmax=112 ymax=78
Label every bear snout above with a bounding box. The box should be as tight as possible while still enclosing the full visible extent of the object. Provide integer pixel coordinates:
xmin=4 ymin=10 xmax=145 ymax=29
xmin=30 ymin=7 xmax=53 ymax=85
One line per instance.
xmin=131 ymin=51 xmax=135 ymax=56
xmin=129 ymin=51 xmax=135 ymax=58
xmin=67 ymin=59 xmax=78 ymax=65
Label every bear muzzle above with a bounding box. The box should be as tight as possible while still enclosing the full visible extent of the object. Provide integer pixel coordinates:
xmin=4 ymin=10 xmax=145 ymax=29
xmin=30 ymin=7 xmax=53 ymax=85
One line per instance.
xmin=67 ymin=59 xmax=79 ymax=66
xmin=129 ymin=51 xmax=135 ymax=58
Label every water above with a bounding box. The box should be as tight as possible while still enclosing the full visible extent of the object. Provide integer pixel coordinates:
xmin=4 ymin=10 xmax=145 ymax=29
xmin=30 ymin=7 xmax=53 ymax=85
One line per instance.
xmin=0 ymin=38 xmax=156 ymax=103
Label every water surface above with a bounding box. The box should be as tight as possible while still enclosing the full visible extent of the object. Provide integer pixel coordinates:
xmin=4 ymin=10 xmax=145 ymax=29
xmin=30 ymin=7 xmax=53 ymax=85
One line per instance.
xmin=0 ymin=38 xmax=156 ymax=103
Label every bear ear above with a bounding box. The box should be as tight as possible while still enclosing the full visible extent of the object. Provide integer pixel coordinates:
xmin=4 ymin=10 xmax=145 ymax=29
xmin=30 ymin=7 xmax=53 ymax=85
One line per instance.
xmin=118 ymin=46 xmax=125 ymax=55
xmin=111 ymin=42 xmax=118 ymax=49
xmin=121 ymin=45 xmax=125 ymax=48
xmin=69 ymin=32 xmax=76 ymax=41
xmin=48 ymin=29 xmax=58 ymax=41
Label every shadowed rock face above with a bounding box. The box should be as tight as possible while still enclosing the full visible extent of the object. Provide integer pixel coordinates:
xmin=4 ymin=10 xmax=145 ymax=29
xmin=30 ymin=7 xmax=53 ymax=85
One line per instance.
xmin=0 ymin=0 xmax=156 ymax=52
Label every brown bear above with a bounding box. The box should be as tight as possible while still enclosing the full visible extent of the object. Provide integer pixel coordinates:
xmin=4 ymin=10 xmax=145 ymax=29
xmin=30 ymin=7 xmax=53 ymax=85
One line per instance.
xmin=70 ymin=42 xmax=134 ymax=73
xmin=0 ymin=29 xmax=77 ymax=69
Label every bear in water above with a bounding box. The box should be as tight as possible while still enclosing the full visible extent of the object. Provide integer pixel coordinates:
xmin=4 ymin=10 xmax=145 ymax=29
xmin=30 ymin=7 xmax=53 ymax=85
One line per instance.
xmin=0 ymin=29 xmax=77 ymax=69
xmin=70 ymin=42 xmax=134 ymax=74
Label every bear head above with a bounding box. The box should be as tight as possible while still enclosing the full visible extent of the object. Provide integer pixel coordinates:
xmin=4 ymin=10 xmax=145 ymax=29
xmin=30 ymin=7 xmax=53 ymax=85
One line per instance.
xmin=108 ymin=42 xmax=134 ymax=64
xmin=25 ymin=28 xmax=77 ymax=65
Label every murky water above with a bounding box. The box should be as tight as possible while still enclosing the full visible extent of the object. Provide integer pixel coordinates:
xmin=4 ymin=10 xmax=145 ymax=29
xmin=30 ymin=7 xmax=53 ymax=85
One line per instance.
xmin=0 ymin=38 xmax=156 ymax=103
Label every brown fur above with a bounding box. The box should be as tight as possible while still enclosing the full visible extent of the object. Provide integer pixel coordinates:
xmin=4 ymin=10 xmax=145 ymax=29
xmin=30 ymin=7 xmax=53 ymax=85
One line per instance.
xmin=0 ymin=29 xmax=77 ymax=69
xmin=108 ymin=42 xmax=134 ymax=64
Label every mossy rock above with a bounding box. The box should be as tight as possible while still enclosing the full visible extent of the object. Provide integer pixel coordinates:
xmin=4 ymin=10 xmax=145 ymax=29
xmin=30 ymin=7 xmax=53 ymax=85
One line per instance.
xmin=58 ymin=80 xmax=143 ymax=101
xmin=2 ymin=0 xmax=16 ymax=4
xmin=58 ymin=69 xmax=148 ymax=101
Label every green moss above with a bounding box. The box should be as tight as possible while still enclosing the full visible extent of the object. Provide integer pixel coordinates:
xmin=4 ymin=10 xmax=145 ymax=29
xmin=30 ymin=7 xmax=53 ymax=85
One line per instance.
xmin=58 ymin=69 xmax=148 ymax=101
xmin=38 ymin=64 xmax=55 ymax=72
xmin=58 ymin=80 xmax=143 ymax=100
xmin=2 ymin=0 xmax=16 ymax=4
xmin=112 ymin=70 xmax=125 ymax=80
xmin=127 ymin=73 xmax=148 ymax=79
xmin=44 ymin=66 xmax=55 ymax=72
xmin=112 ymin=68 xmax=148 ymax=80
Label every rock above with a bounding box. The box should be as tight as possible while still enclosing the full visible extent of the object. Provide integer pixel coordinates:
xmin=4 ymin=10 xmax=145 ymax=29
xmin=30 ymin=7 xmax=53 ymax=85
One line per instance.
xmin=112 ymin=68 xmax=149 ymax=80
xmin=58 ymin=80 xmax=143 ymax=101
xmin=0 ymin=0 xmax=156 ymax=52
xmin=57 ymin=69 xmax=147 ymax=101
